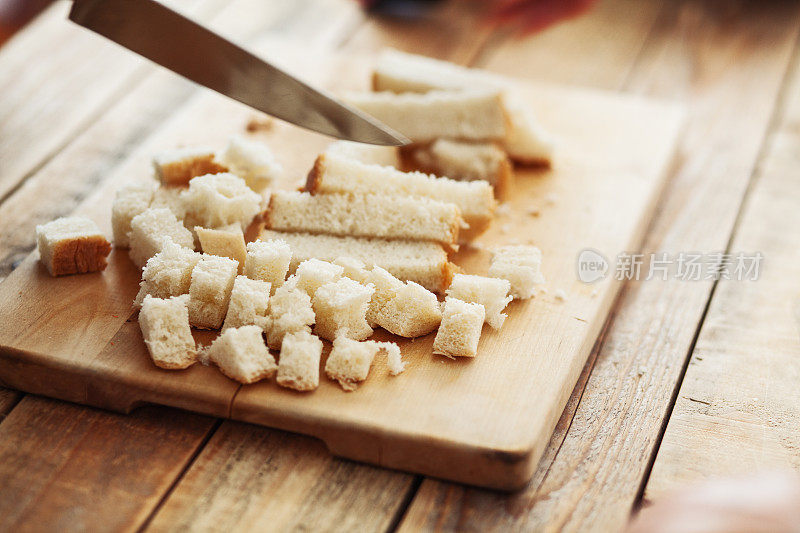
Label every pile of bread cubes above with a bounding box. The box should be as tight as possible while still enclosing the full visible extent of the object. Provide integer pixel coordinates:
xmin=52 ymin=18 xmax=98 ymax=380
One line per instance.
xmin=34 ymin=51 xmax=550 ymax=393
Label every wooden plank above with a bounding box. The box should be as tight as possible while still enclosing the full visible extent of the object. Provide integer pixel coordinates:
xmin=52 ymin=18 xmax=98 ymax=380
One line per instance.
xmin=147 ymin=421 xmax=415 ymax=532
xmin=480 ymin=0 xmax=663 ymax=89
xmin=0 ymin=0 xmax=222 ymax=202
xmin=0 ymin=396 xmax=215 ymax=533
xmin=644 ymin=47 xmax=800 ymax=499
xmin=399 ymin=0 xmax=800 ymax=530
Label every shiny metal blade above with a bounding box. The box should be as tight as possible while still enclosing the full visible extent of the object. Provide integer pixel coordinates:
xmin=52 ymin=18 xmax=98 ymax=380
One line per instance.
xmin=69 ymin=0 xmax=408 ymax=146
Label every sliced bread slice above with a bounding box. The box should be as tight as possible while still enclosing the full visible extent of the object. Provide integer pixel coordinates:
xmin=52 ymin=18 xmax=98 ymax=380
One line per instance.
xmin=265 ymin=190 xmax=462 ymax=246
xmin=344 ymin=89 xmax=508 ymax=144
xmin=259 ymin=229 xmax=457 ymax=293
xmin=407 ymin=139 xmax=513 ymax=199
xmin=372 ymin=49 xmax=554 ymax=165
xmin=306 ymin=152 xmax=495 ymax=241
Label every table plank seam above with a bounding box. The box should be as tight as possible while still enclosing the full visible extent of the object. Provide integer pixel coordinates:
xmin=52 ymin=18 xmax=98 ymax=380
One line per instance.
xmin=137 ymin=417 xmax=224 ymax=533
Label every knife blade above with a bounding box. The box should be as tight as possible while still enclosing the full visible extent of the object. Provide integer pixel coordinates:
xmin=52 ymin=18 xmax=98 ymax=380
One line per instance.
xmin=69 ymin=0 xmax=408 ymax=146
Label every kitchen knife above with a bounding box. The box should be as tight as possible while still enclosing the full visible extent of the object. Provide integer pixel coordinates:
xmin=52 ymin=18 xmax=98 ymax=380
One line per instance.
xmin=69 ymin=0 xmax=408 ymax=146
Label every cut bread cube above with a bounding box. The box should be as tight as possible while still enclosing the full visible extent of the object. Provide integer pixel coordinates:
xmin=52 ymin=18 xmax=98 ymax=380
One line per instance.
xmin=372 ymin=49 xmax=554 ymax=165
xmin=344 ymin=90 xmax=508 ymax=144
xmin=364 ymin=266 xmax=404 ymax=327
xmin=333 ymin=256 xmax=370 ymax=283
xmin=266 ymin=191 xmax=462 ymax=246
xmin=276 ymin=330 xmax=323 ymax=392
xmin=195 ymin=224 xmax=247 ymax=274
xmin=181 ymin=173 xmax=263 ymax=230
xmin=380 ymin=341 xmax=405 ymax=375
xmin=244 ymin=239 xmax=292 ymax=291
xmin=376 ymin=280 xmax=442 ymax=337
xmin=312 ymin=277 xmax=374 ymax=341
xmin=111 ymin=182 xmax=156 ymax=248
xmin=259 ymin=229 xmax=457 ymax=293
xmin=432 ymin=297 xmax=485 ymax=358
xmin=445 ymin=273 xmax=512 ymax=330
xmin=150 ymin=186 xmax=187 ymax=220
xmin=306 ymin=152 xmax=495 ymax=241
xmin=187 ymin=254 xmax=238 ymax=329
xmin=489 ymin=245 xmax=545 ymax=299
xmin=153 ymin=147 xmax=228 ymax=187
xmin=201 ymin=325 xmax=276 ymax=384
xmin=285 ymin=258 xmax=344 ymax=298
xmin=222 ymin=275 xmax=271 ymax=330
xmin=265 ymin=283 xmax=315 ymax=349
xmin=325 ymin=140 xmax=400 ymax=168
xmin=408 ymin=139 xmax=513 ymax=198
xmin=220 ymin=135 xmax=282 ymax=193
xmin=36 ymin=216 xmax=112 ymax=277
xmin=128 ymin=207 xmax=194 ymax=268
xmin=135 ymin=239 xmax=202 ymax=307
xmin=138 ymin=294 xmax=196 ymax=369
xmin=324 ymin=337 xmax=381 ymax=392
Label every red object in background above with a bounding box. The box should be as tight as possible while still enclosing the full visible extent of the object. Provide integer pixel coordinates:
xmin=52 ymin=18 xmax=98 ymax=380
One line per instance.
xmin=0 ymin=0 xmax=51 ymax=45
xmin=489 ymin=0 xmax=596 ymax=33
xmin=358 ymin=0 xmax=596 ymax=33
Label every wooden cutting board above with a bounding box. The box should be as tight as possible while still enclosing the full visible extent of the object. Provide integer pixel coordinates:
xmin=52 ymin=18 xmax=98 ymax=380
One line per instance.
xmin=0 ymin=51 xmax=683 ymax=490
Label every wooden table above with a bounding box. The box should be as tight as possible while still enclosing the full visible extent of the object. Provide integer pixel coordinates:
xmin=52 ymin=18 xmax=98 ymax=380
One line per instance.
xmin=0 ymin=1 xmax=798 ymax=531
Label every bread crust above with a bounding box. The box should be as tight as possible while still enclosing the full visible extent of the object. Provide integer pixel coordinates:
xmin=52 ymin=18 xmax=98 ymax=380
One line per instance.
xmin=157 ymin=155 xmax=228 ymax=187
xmin=50 ymin=236 xmax=112 ymax=276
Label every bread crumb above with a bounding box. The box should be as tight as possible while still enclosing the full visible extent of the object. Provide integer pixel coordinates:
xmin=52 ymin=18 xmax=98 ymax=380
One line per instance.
xmin=500 ymin=223 xmax=511 ymax=234
xmin=554 ymin=289 xmax=567 ymax=301
xmin=527 ymin=208 xmax=540 ymax=217
xmin=496 ymin=203 xmax=511 ymax=216
xmin=544 ymin=193 xmax=558 ymax=205
xmin=246 ymin=116 xmax=274 ymax=132
xmin=591 ymin=289 xmax=599 ymax=298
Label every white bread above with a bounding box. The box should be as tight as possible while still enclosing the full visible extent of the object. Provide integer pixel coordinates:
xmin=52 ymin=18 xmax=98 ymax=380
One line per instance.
xmin=265 ymin=191 xmax=462 ymax=246
xmin=135 ymin=239 xmax=202 ymax=307
xmin=344 ymin=89 xmax=508 ymax=144
xmin=111 ymin=183 xmax=156 ymax=248
xmin=220 ymin=135 xmax=282 ymax=193
xmin=445 ymin=273 xmax=512 ymax=330
xmin=244 ymin=239 xmax=292 ymax=291
xmin=128 ymin=207 xmax=194 ymax=268
xmin=306 ymin=152 xmax=495 ymax=241
xmin=187 ymin=254 xmax=238 ymax=329
xmin=364 ymin=266 xmax=404 ymax=327
xmin=284 ymin=258 xmax=343 ymax=298
xmin=325 ymin=140 xmax=400 ymax=167
xmin=222 ymin=275 xmax=271 ymax=331
xmin=150 ymin=186 xmax=188 ymax=220
xmin=489 ymin=245 xmax=545 ymax=299
xmin=181 ymin=173 xmax=262 ymax=230
xmin=324 ymin=337 xmax=381 ymax=391
xmin=153 ymin=146 xmax=228 ymax=186
xmin=408 ymin=139 xmax=513 ymax=198
xmin=372 ymin=49 xmax=554 ymax=165
xmin=376 ymin=280 xmax=442 ymax=337
xmin=432 ymin=297 xmax=485 ymax=358
xmin=265 ymin=283 xmax=315 ymax=349
xmin=138 ymin=294 xmax=196 ymax=369
xmin=259 ymin=229 xmax=457 ymax=293
xmin=333 ymin=256 xmax=370 ymax=283
xmin=201 ymin=325 xmax=276 ymax=384
xmin=36 ymin=216 xmax=111 ymax=277
xmin=380 ymin=341 xmax=405 ymax=375
xmin=195 ymin=224 xmax=247 ymax=274
xmin=276 ymin=330 xmax=323 ymax=392
xmin=312 ymin=277 xmax=374 ymax=342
